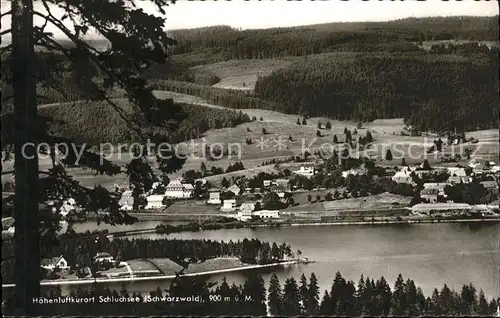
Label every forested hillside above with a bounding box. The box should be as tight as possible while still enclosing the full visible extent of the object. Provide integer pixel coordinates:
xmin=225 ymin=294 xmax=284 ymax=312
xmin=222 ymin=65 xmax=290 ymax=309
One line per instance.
xmin=2 ymin=16 xmax=498 ymax=135
xmin=1 ymin=99 xmax=250 ymax=146
xmin=254 ymin=52 xmax=499 ymax=131
xmin=168 ymin=16 xmax=498 ymax=59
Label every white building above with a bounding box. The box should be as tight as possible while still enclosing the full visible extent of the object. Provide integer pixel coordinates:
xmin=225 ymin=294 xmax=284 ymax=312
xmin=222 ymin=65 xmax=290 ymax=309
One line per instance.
xmin=93 ymin=252 xmax=115 ymax=264
xmin=41 ymin=255 xmax=70 ymax=271
xmin=207 ymin=188 xmax=221 ymax=205
xmin=227 ymin=184 xmax=241 ymax=196
xmin=272 ymin=179 xmax=290 ymax=189
xmin=164 ymin=180 xmax=194 ymax=199
xmin=254 ymin=210 xmax=280 ymax=219
xmin=420 ymin=183 xmax=451 ymax=202
xmin=446 ymin=167 xmax=468 ymax=177
xmin=491 ymin=165 xmax=500 ymax=173
xmin=295 ymin=165 xmax=315 ymax=177
xmin=119 ymin=190 xmax=134 ymax=210
xmin=392 ymin=167 xmax=416 ymax=185
xmin=341 ymin=168 xmax=367 ymax=178
xmin=236 ymin=210 xmax=254 ymax=222
xmin=220 ymin=199 xmax=237 ymax=212
xmin=236 ymin=209 xmax=280 ymax=221
xmin=409 ymin=203 xmax=472 ymax=216
xmin=145 ymin=195 xmax=165 ymax=210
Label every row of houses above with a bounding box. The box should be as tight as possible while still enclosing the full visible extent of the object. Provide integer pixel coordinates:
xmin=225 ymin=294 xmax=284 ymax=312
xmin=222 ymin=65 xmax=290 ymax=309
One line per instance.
xmin=391 ymin=164 xmax=499 ymax=186
xmin=207 ymin=179 xmax=291 ymax=206
xmin=120 ymin=178 xmax=195 ymax=210
xmin=40 ymin=253 xmax=115 ymax=272
xmin=409 ymin=203 xmax=497 ymax=217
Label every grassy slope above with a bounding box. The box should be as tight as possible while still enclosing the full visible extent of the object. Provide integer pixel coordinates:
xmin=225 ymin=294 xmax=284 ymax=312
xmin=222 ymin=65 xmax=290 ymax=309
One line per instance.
xmin=191 ymin=59 xmax=293 ymax=90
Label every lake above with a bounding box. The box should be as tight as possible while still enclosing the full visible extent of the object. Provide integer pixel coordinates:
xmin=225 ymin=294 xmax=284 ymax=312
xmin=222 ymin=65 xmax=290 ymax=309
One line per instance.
xmin=71 ymin=220 xmax=186 ymax=233
xmin=60 ymin=222 xmax=500 ymax=300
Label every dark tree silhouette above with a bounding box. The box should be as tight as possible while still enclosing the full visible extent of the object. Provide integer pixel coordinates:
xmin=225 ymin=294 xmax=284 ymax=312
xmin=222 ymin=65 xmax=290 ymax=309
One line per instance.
xmin=2 ymin=0 xmax=184 ymax=314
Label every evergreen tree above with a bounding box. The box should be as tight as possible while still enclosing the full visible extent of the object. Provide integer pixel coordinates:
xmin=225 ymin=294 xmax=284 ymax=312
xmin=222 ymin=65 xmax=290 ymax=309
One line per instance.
xmin=430 ymin=288 xmax=441 ymax=315
xmin=307 ymin=194 xmax=312 ymax=203
xmin=385 ymin=149 xmax=393 ymax=161
xmin=478 ymin=290 xmax=489 ymax=315
xmin=282 ymin=277 xmax=301 ymax=316
xmin=345 ymin=130 xmax=352 ymax=142
xmin=366 ymin=130 xmax=373 ymax=143
xmin=355 ymin=275 xmax=365 ymax=316
xmin=319 ymin=291 xmax=332 ymax=315
xmin=262 ymin=127 xmax=267 ymax=135
xmin=296 ymin=118 xmax=301 ymax=125
xmin=200 ymin=162 xmax=207 ymax=176
xmin=299 ymin=274 xmax=309 ymax=314
xmin=306 ymin=273 xmax=320 ymax=315
xmin=325 ymin=121 xmax=332 ymax=129
xmin=391 ymin=274 xmax=406 ymax=315
xmin=260 ymin=116 xmax=263 ymax=121
xmin=268 ymin=274 xmax=283 ymax=316
xmin=401 ymin=157 xmax=407 ymax=166
xmin=242 ymin=275 xmax=266 ymax=316
xmin=333 ymin=135 xmax=338 ymax=143
xmin=316 ymin=130 xmax=322 ymax=137
xmin=3 ymin=0 xmax=186 ymax=313
xmin=422 ymin=159 xmax=432 ymax=170
xmin=302 ymin=118 xmax=307 ymax=125
xmin=404 ymin=278 xmax=419 ymax=316
xmin=376 ymin=276 xmax=392 ymax=316
xmin=438 ymin=284 xmax=454 ymax=316
xmin=221 ymin=177 xmax=230 ymax=188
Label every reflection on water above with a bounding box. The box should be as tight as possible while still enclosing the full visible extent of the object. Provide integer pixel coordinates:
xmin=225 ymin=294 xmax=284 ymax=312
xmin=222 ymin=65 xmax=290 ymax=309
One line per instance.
xmin=59 ymin=223 xmax=499 ymax=299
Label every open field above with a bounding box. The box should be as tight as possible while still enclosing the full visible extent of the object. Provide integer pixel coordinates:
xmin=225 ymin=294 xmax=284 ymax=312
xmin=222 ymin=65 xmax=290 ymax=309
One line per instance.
xmin=323 ymin=193 xmax=412 ymax=211
xmin=184 ymin=257 xmax=246 ymax=274
xmin=127 ymin=259 xmax=161 ymax=273
xmin=191 ymin=59 xmax=293 ymax=91
xmin=148 ymin=258 xmax=184 ymax=275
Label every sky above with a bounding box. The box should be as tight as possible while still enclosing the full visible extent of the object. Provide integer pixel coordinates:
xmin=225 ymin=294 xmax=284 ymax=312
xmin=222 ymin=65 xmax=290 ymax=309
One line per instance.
xmin=0 ymin=0 xmax=498 ymax=40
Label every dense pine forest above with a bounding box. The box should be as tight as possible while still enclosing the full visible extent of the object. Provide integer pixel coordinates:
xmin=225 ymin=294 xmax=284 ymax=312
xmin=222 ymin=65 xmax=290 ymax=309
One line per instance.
xmin=167 ymin=16 xmax=498 ymax=58
xmin=2 ymin=98 xmax=250 ymax=146
xmin=2 ymin=271 xmax=499 ymax=316
xmin=254 ymin=51 xmax=499 ymax=130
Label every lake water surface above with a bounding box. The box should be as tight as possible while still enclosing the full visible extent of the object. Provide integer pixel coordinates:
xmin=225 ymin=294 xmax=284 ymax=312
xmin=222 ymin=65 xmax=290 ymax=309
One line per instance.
xmin=61 ymin=222 xmax=500 ymax=300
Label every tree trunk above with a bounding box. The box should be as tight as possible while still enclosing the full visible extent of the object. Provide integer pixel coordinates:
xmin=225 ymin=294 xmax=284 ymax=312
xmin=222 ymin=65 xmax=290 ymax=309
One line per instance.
xmin=12 ymin=0 xmax=40 ymax=315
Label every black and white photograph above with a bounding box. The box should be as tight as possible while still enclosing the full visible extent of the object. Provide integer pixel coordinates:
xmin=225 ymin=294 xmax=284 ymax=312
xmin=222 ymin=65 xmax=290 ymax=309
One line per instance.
xmin=1 ymin=0 xmax=499 ymax=316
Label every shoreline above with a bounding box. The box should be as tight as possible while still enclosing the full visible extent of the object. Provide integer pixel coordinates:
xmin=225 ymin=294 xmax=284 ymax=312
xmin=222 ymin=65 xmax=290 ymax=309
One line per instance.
xmin=2 ymin=260 xmax=302 ymax=288
xmin=104 ymin=217 xmax=500 ymax=238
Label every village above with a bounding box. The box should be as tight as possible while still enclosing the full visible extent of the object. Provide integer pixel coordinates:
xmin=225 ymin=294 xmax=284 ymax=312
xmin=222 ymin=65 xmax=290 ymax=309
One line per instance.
xmin=112 ymin=153 xmax=500 ymax=223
